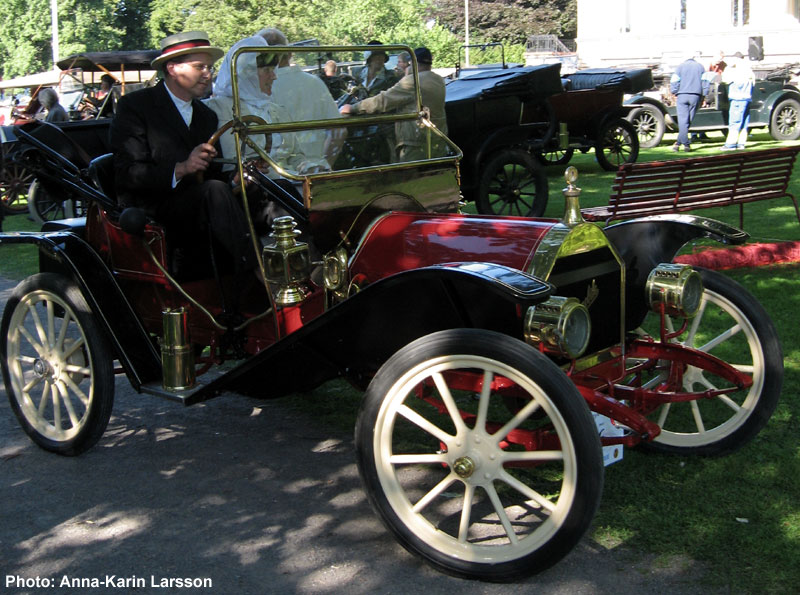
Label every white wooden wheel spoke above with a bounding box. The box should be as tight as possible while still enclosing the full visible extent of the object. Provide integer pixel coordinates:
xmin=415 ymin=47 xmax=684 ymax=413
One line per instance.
xmin=412 ymin=474 xmax=457 ymax=514
xmin=432 ymin=372 xmax=467 ymax=435
xmin=494 ymin=398 xmax=541 ymax=444
xmin=657 ymin=402 xmax=672 ymax=427
xmin=51 ymin=384 xmax=61 ymax=430
xmin=56 ymin=310 xmax=72 ymax=351
xmin=499 ymin=469 xmax=556 ymax=513
xmin=23 ymin=374 xmax=43 ymax=395
xmin=57 ymin=382 xmax=81 ymax=429
xmin=62 ymin=376 xmax=90 ymax=407
xmin=29 ymin=303 xmax=48 ymax=348
xmin=18 ymin=326 xmax=45 ymax=357
xmin=62 ymin=338 xmax=86 ymax=361
xmin=397 ymin=404 xmax=453 ymax=445
xmin=37 ymin=381 xmax=51 ymax=415
xmin=731 ymin=363 xmax=754 ymax=374
xmin=696 ymin=323 xmax=741 ymax=353
xmin=690 ymin=400 xmax=706 ymax=433
xmin=502 ymin=450 xmax=564 ymax=463
xmin=389 ymin=453 xmax=447 ymax=465
xmin=716 ymin=393 xmax=742 ymax=413
xmin=685 ymin=300 xmax=708 ymax=346
xmin=64 ymin=362 xmax=90 ymax=377
xmin=474 ymin=369 xmax=493 ymax=432
xmin=457 ymin=484 xmax=475 ymax=542
xmin=485 ymin=482 xmax=519 ymax=544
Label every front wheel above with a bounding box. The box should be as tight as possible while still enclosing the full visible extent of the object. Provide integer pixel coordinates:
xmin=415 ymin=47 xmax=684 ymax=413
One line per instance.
xmin=476 ymin=150 xmax=548 ymax=217
xmin=627 ymin=105 xmax=665 ymax=148
xmin=1 ymin=273 xmax=115 ymax=455
xmin=356 ymin=329 xmax=603 ymax=581
xmin=595 ymin=118 xmax=639 ymax=172
xmin=535 ymin=146 xmax=574 ymax=167
xmin=769 ymin=98 xmax=800 ymax=141
xmin=636 ymin=269 xmax=782 ymax=456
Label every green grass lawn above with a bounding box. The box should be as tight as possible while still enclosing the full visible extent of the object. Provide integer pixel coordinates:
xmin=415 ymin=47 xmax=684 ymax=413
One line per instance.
xmin=1 ymin=131 xmax=799 ymax=592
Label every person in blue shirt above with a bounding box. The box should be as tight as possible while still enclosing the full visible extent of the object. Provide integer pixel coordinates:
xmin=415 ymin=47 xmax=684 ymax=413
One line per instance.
xmin=721 ymin=52 xmax=755 ymax=150
xmin=670 ymin=52 xmax=706 ymax=152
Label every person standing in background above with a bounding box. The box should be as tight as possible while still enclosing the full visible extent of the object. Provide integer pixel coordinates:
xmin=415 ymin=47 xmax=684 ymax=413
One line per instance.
xmin=670 ymin=52 xmax=706 ymax=152
xmin=721 ymin=52 xmax=755 ymax=150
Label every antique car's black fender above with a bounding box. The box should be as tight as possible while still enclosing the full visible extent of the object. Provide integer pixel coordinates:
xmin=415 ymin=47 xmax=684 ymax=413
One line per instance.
xmin=191 ymin=262 xmax=553 ymax=405
xmin=0 ymin=228 xmax=162 ymax=387
xmin=603 ymin=214 xmax=748 ymax=330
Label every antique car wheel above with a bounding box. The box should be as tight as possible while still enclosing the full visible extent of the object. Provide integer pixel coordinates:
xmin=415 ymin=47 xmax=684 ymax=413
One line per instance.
xmin=476 ymin=150 xmax=548 ymax=217
xmin=595 ymin=118 xmax=639 ymax=172
xmin=769 ymin=98 xmax=800 ymax=141
xmin=534 ymin=146 xmax=574 ymax=167
xmin=355 ymin=329 xmax=603 ymax=581
xmin=27 ymin=179 xmax=76 ymax=224
xmin=0 ymin=156 xmax=33 ymax=215
xmin=1 ymin=273 xmax=115 ymax=455
xmin=635 ymin=269 xmax=781 ymax=456
xmin=627 ymin=104 xmax=665 ymax=148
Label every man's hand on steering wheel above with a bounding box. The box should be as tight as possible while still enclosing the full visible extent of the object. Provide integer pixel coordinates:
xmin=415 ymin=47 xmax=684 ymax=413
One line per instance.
xmin=176 ymin=143 xmax=217 ymax=181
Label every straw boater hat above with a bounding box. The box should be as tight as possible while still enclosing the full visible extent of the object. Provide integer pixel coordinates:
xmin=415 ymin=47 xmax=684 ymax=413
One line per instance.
xmin=151 ymin=31 xmax=224 ymax=70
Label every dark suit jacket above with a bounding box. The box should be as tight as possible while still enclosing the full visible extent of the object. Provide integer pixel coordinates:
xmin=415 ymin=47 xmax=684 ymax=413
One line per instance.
xmin=109 ymin=80 xmax=222 ymax=211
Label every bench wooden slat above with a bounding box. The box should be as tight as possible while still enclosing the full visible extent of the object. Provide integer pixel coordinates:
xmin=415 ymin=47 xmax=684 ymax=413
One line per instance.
xmin=582 ymin=146 xmax=800 ymax=228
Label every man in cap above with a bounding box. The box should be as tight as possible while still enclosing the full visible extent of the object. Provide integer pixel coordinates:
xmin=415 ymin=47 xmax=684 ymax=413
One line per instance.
xmin=340 ymin=47 xmax=448 ymax=162
xmin=110 ymin=31 xmax=256 ymax=276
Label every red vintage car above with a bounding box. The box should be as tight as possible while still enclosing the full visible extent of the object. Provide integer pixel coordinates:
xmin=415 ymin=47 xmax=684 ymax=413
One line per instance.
xmin=0 ymin=45 xmax=781 ymax=581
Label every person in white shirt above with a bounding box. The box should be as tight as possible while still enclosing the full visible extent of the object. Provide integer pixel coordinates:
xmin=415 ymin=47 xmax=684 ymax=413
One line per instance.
xmin=256 ymin=28 xmax=343 ymax=169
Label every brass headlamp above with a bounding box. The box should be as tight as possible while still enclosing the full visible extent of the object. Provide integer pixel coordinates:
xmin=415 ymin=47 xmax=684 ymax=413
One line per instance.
xmin=646 ymin=263 xmax=704 ymax=318
xmin=524 ymin=296 xmax=591 ymax=359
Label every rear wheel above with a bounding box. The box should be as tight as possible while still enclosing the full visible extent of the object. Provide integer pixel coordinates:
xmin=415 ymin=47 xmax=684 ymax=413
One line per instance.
xmin=356 ymin=329 xmax=603 ymax=581
xmin=27 ymin=179 xmax=76 ymax=224
xmin=627 ymin=104 xmax=665 ymax=148
xmin=0 ymin=144 xmax=32 ymax=214
xmin=1 ymin=273 xmax=115 ymax=455
xmin=595 ymin=118 xmax=639 ymax=172
xmin=769 ymin=98 xmax=800 ymax=141
xmin=476 ymin=150 xmax=548 ymax=217
xmin=635 ymin=269 xmax=781 ymax=456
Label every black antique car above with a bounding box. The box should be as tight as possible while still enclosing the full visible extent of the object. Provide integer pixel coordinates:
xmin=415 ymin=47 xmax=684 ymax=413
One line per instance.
xmin=535 ymin=68 xmax=653 ymax=171
xmin=0 ymin=44 xmax=782 ymax=582
xmin=444 ymin=63 xmax=562 ymax=217
xmin=626 ymin=65 xmax=800 ymax=147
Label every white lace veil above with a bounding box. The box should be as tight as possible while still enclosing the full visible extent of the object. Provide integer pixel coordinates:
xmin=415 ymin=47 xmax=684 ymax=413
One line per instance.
xmin=213 ymin=35 xmax=272 ymax=113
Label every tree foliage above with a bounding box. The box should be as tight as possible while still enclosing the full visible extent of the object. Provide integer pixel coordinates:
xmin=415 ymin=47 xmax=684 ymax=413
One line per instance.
xmin=0 ymin=0 xmax=576 ymax=79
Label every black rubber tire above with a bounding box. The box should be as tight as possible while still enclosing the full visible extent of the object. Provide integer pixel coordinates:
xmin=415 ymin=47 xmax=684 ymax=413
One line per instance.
xmin=355 ymin=329 xmax=604 ymax=581
xmin=595 ymin=118 xmax=639 ymax=172
xmin=627 ymin=104 xmax=666 ymax=149
xmin=535 ymin=146 xmax=574 ymax=167
xmin=638 ymin=269 xmax=782 ymax=456
xmin=27 ymin=179 xmax=76 ymax=225
xmin=476 ymin=149 xmax=548 ymax=217
xmin=769 ymin=98 xmax=800 ymax=141
xmin=1 ymin=273 xmax=115 ymax=456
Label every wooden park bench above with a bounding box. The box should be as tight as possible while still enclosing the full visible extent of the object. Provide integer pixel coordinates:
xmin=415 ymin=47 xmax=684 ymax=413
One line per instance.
xmin=580 ymin=146 xmax=800 ymax=228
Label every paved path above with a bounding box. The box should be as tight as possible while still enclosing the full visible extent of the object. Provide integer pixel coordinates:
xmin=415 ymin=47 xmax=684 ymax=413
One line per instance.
xmin=0 ymin=276 xmax=720 ymax=594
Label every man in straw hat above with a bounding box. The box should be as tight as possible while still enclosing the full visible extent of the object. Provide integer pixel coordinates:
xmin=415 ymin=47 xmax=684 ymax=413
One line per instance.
xmin=110 ymin=31 xmax=256 ymax=276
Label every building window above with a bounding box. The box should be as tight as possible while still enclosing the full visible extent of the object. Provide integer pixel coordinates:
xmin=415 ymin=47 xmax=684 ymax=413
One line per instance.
xmin=732 ymin=0 xmax=750 ymax=26
xmin=792 ymin=0 xmax=800 ymax=20
xmin=680 ymin=0 xmax=687 ymax=29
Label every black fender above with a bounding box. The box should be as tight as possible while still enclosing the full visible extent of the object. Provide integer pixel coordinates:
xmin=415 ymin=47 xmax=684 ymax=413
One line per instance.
xmin=763 ymin=88 xmax=800 ymax=119
xmin=595 ymin=106 xmax=636 ymax=132
xmin=191 ymin=262 xmax=553 ymax=404
xmin=0 ymin=230 xmax=161 ymax=387
xmin=603 ymin=214 xmax=748 ymax=330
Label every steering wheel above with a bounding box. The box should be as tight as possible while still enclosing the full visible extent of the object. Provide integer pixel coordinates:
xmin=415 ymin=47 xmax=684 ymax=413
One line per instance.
xmin=200 ymin=115 xmax=269 ymax=182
